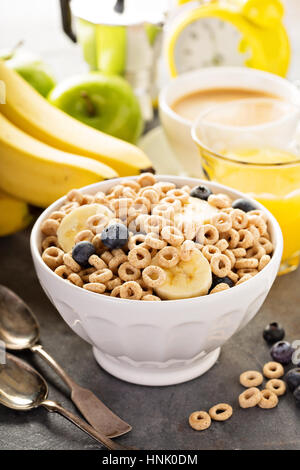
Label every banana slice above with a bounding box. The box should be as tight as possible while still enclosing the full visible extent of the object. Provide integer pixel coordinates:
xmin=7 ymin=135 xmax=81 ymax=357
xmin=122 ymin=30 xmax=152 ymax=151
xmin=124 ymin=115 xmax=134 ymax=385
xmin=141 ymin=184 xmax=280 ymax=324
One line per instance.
xmin=57 ymin=203 xmax=113 ymax=252
xmin=153 ymin=250 xmax=212 ymax=300
xmin=174 ymin=197 xmax=218 ymax=228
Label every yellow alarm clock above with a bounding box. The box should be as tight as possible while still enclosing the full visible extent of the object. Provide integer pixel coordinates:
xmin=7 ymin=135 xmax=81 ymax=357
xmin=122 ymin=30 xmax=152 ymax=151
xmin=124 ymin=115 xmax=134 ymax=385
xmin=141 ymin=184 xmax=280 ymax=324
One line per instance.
xmin=166 ymin=0 xmax=290 ymax=77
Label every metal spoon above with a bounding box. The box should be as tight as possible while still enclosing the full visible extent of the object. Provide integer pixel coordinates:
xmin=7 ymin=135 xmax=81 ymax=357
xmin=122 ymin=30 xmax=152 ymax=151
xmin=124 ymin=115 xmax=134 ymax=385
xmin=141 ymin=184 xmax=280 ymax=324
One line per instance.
xmin=0 ymin=353 xmax=128 ymax=450
xmin=0 ymin=285 xmax=131 ymax=438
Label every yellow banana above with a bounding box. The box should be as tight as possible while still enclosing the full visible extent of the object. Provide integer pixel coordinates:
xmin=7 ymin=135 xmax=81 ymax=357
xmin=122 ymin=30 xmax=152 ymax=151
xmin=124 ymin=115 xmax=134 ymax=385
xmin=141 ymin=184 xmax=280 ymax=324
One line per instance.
xmin=0 ymin=189 xmax=32 ymax=236
xmin=0 ymin=60 xmax=154 ymax=176
xmin=0 ymin=112 xmax=117 ymax=208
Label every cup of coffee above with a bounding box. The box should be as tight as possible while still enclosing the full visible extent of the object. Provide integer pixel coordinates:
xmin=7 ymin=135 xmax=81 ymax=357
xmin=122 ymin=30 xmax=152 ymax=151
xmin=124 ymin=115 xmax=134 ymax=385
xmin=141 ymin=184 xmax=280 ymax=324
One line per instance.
xmin=159 ymin=67 xmax=300 ymax=177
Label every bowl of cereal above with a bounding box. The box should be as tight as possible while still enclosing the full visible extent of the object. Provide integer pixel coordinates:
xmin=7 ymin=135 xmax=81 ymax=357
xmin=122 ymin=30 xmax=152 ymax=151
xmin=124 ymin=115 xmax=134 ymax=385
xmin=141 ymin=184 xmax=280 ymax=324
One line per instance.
xmin=30 ymin=175 xmax=283 ymax=386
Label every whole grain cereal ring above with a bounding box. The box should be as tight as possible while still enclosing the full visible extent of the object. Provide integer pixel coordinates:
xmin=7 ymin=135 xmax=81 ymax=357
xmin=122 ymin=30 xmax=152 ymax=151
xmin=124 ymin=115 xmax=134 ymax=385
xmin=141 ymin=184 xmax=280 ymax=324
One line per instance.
xmin=248 ymin=215 xmax=267 ymax=236
xmin=177 ymin=219 xmax=197 ymax=241
xmin=118 ymin=262 xmax=141 ymax=281
xmin=227 ymin=270 xmax=239 ymax=284
xmin=236 ymin=274 xmax=253 ymax=285
xmin=231 ymin=209 xmax=248 ymax=230
xmin=153 ymin=181 xmax=176 ymax=194
xmin=157 ymin=246 xmax=179 ymax=268
xmin=81 ymin=194 xmax=95 ymax=205
xmin=101 ymin=251 xmax=114 ymax=264
xmin=263 ymin=361 xmax=284 ymax=379
xmin=208 ymin=193 xmax=231 ymax=209
xmin=129 ymin=197 xmax=151 ymax=218
xmin=248 ymin=225 xmax=260 ymax=243
xmin=202 ymin=244 xmax=221 ymax=261
xmin=161 ymin=225 xmax=184 ymax=246
xmin=258 ymin=254 xmax=271 ymax=271
xmin=79 ymin=267 xmax=96 ymax=282
xmin=42 ymin=236 xmax=59 ymax=250
xmin=209 ymin=283 xmax=230 ymax=294
xmin=231 ymin=248 xmax=247 ymax=258
xmin=259 ymin=237 xmax=273 ymax=255
xmin=121 ymin=188 xmax=136 ymax=200
xmin=89 ymin=268 xmax=113 ymax=283
xmin=209 ymin=403 xmax=233 ymax=421
xmin=189 ymin=411 xmax=211 ymax=431
xmin=74 ymin=229 xmax=94 ymax=244
xmin=83 ymin=282 xmax=106 ymax=294
xmin=128 ymin=246 xmax=151 ymax=269
xmin=240 ymin=370 xmax=263 ymax=387
xmin=41 ymin=218 xmax=60 ymax=236
xmin=211 ymin=212 xmax=232 ymax=232
xmin=121 ymin=180 xmax=141 ymax=192
xmin=66 ymin=189 xmax=83 ymax=204
xmin=110 ymin=198 xmax=132 ymax=218
xmin=235 ymin=257 xmax=258 ymax=269
xmin=180 ymin=240 xmax=196 ymax=261
xmin=198 ymin=224 xmax=219 ymax=245
xmin=152 ymin=203 xmax=175 ymax=221
xmin=239 ymin=387 xmax=262 ymax=408
xmin=108 ymin=251 xmax=127 ymax=272
xmin=140 ymin=188 xmax=160 ymax=204
xmin=63 ymin=252 xmax=82 ymax=273
xmin=111 ymin=285 xmax=122 ymax=297
xmin=224 ymin=249 xmax=236 ymax=269
xmin=92 ymin=234 xmax=104 ymax=252
xmin=120 ymin=281 xmax=143 ymax=300
xmin=238 ymin=229 xmax=254 ymax=249
xmin=145 ymin=232 xmax=167 ymax=250
xmin=54 ymin=265 xmax=72 ymax=279
xmin=136 ymin=278 xmax=153 ymax=295
xmin=106 ymin=276 xmax=122 ymax=291
xmin=128 ymin=233 xmax=146 ymax=251
xmin=48 ymin=211 xmax=65 ymax=223
xmin=160 ymin=196 xmax=181 ymax=211
xmin=42 ymin=247 xmax=64 ymax=270
xmin=265 ymin=379 xmax=286 ymax=396
xmin=142 ymin=294 xmax=161 ymax=301
xmin=142 ymin=265 xmax=166 ymax=288
xmin=246 ymin=244 xmax=266 ymax=260
xmin=166 ymin=188 xmax=189 ymax=204
xmin=60 ymin=201 xmax=79 ymax=214
xmin=215 ymin=239 xmax=229 ymax=252
xmin=222 ymin=229 xmax=239 ymax=248
xmin=138 ymin=172 xmax=156 ymax=187
xmin=94 ymin=191 xmax=106 ymax=204
xmin=248 ymin=209 xmax=268 ymax=222
xmin=87 ymin=214 xmax=109 ymax=234
xmin=210 ymin=253 xmax=231 ymax=277
xmin=237 ymin=268 xmax=258 ymax=278
xmin=258 ymin=389 xmax=278 ymax=409
xmin=88 ymin=254 xmax=107 ymax=270
xmin=68 ymin=273 xmax=83 ymax=287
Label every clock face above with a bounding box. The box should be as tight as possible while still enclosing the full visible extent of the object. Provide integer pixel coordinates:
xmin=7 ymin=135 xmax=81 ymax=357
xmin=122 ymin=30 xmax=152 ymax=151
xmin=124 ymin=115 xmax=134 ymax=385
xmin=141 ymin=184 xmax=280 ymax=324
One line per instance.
xmin=174 ymin=17 xmax=251 ymax=74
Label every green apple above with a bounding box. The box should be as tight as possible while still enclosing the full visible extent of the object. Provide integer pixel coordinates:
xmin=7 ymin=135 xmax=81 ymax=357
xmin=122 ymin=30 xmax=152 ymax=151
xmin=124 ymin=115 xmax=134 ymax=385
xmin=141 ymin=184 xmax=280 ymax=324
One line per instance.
xmin=0 ymin=46 xmax=56 ymax=97
xmin=48 ymin=72 xmax=143 ymax=144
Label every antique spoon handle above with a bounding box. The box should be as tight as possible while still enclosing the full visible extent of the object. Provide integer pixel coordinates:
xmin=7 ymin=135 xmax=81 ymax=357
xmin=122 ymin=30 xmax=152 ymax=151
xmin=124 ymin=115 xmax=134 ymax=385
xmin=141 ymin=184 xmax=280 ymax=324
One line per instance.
xmin=42 ymin=400 xmax=129 ymax=450
xmin=31 ymin=344 xmax=131 ymax=438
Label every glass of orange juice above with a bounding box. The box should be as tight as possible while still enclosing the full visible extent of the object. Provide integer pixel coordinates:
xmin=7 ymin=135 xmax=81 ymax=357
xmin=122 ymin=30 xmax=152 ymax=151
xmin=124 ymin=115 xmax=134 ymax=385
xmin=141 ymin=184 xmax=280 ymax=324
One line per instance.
xmin=192 ymin=98 xmax=300 ymax=275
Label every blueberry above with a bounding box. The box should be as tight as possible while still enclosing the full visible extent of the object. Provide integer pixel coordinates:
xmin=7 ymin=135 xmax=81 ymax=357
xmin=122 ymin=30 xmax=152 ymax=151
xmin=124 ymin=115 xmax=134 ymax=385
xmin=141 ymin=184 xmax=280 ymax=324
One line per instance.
xmin=101 ymin=223 xmax=129 ymax=249
xmin=209 ymin=274 xmax=234 ymax=292
xmin=190 ymin=185 xmax=212 ymax=201
xmin=270 ymin=341 xmax=294 ymax=365
xmin=263 ymin=322 xmax=285 ymax=344
xmin=285 ymin=368 xmax=300 ymax=391
xmin=72 ymin=241 xmax=96 ymax=267
xmin=232 ymin=198 xmax=257 ymax=212
xmin=293 ymin=385 xmax=300 ymax=407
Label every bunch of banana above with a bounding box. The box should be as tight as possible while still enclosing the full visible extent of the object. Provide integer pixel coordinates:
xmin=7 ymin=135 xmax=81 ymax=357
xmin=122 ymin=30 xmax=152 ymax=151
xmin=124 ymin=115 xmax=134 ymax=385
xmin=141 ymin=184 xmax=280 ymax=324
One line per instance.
xmin=0 ymin=189 xmax=32 ymax=236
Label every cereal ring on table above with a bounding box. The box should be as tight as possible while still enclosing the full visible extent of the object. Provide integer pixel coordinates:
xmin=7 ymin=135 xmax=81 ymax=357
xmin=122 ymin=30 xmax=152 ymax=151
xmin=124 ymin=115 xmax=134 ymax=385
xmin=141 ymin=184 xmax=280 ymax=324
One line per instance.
xmin=208 ymin=193 xmax=231 ymax=209
xmin=240 ymin=370 xmax=263 ymax=388
xmin=142 ymin=265 xmax=166 ymax=288
xmin=118 ymin=262 xmax=141 ymax=281
xmin=224 ymin=249 xmax=236 ymax=269
xmin=63 ymin=252 xmax=81 ymax=272
xmin=266 ymin=379 xmax=286 ymax=396
xmin=239 ymin=387 xmax=262 ymax=408
xmin=60 ymin=201 xmax=79 ymax=214
xmin=106 ymin=276 xmax=122 ymax=291
xmin=248 ymin=215 xmax=267 ymax=236
xmin=55 ymin=265 xmax=72 ymax=279
xmin=209 ymin=403 xmax=233 ymax=421
xmin=221 ymin=228 xmax=239 ymax=249
xmin=66 ymin=189 xmax=83 ymax=204
xmin=108 ymin=250 xmax=127 ymax=272
xmin=246 ymin=244 xmax=266 ymax=260
xmin=189 ymin=411 xmax=211 ymax=431
xmin=101 ymin=251 xmax=114 ymax=264
xmin=161 ymin=225 xmax=184 ymax=246
xmin=231 ymin=247 xmax=246 ymax=258
xmin=128 ymin=233 xmax=147 ymax=251
xmin=258 ymin=389 xmax=278 ymax=409
xmin=87 ymin=214 xmax=109 ymax=234
xmin=89 ymin=268 xmax=113 ymax=283
xmin=227 ymin=270 xmax=239 ymax=284
xmin=83 ymin=282 xmax=106 ymax=294
xmin=211 ymin=212 xmax=232 ymax=232
xmin=160 ymin=196 xmax=181 ymax=212
xmin=88 ymin=254 xmax=107 ymax=270
xmin=235 ymin=257 xmax=258 ymax=269
xmin=142 ymin=294 xmax=161 ymax=301
xmin=166 ymin=188 xmax=189 ymax=204
xmin=209 ymin=283 xmax=230 ymax=294
xmin=42 ymin=247 xmax=64 ymax=270
xmin=110 ymin=285 xmax=121 ymax=297
xmin=153 ymin=181 xmax=176 ymax=194
xmin=236 ymin=274 xmax=253 ymax=285
xmin=263 ymin=361 xmax=284 ymax=379
xmin=121 ymin=180 xmax=141 ymax=192
xmin=237 ymin=268 xmax=258 ymax=278
xmin=180 ymin=240 xmax=196 ymax=261
xmin=41 ymin=218 xmax=60 ymax=236
xmin=79 ymin=267 xmax=96 ymax=282
xmin=210 ymin=253 xmax=231 ymax=277
xmin=259 ymin=237 xmax=273 ymax=255
xmin=215 ymin=239 xmax=229 ymax=252
xmin=258 ymin=254 xmax=271 ymax=271
xmin=81 ymin=194 xmax=95 ymax=205
xmin=152 ymin=203 xmax=175 ymax=221
xmin=120 ymin=281 xmax=143 ymax=300
xmin=197 ymin=224 xmax=219 ymax=245
xmin=157 ymin=246 xmax=179 ymax=268
xmin=145 ymin=232 xmax=167 ymax=250
xmin=202 ymin=244 xmax=221 ymax=262
xmin=138 ymin=172 xmax=156 ymax=187
xmin=42 ymin=235 xmax=59 ymax=250
xmin=74 ymin=229 xmax=94 ymax=244
xmin=231 ymin=209 xmax=248 ymax=230
xmin=128 ymin=246 xmax=151 ymax=269
xmin=68 ymin=273 xmax=83 ymax=287
xmin=238 ymin=229 xmax=254 ymax=249
xmin=139 ymin=188 xmax=160 ymax=205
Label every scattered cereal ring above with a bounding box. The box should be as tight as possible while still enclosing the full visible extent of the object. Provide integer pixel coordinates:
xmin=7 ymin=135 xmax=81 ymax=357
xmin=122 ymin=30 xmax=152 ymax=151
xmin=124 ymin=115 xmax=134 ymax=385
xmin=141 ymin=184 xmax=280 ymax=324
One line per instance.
xmin=106 ymin=276 xmax=122 ymax=291
xmin=87 ymin=214 xmax=109 ymax=234
xmin=209 ymin=283 xmax=230 ymax=294
xmin=246 ymin=244 xmax=266 ymax=260
xmin=265 ymin=379 xmax=286 ymax=396
xmin=74 ymin=229 xmax=94 ymax=244
xmin=202 ymin=244 xmax=221 ymax=262
xmin=68 ymin=273 xmax=83 ymax=287
xmin=166 ymin=188 xmax=189 ymax=204
xmin=238 ymin=229 xmax=254 ymax=249
xmin=89 ymin=268 xmax=113 ymax=283
xmin=258 ymin=389 xmax=278 ymax=409
xmin=83 ymin=282 xmax=106 ymax=294
xmin=41 ymin=218 xmax=60 ymax=236
xmin=54 ymin=265 xmax=72 ymax=279
xmin=108 ymin=251 xmax=128 ymax=272
xmin=259 ymin=237 xmax=273 ymax=255
xmin=211 ymin=212 xmax=232 ymax=232
xmin=128 ymin=233 xmax=146 ymax=250
xmin=63 ymin=252 xmax=81 ymax=272
xmin=210 ymin=253 xmax=231 ymax=277
xmin=209 ymin=403 xmax=233 ymax=421
xmin=231 ymin=209 xmax=248 ymax=230
xmin=118 ymin=262 xmax=141 ymax=281
xmin=161 ymin=225 xmax=184 ymax=246
xmin=153 ymin=181 xmax=176 ymax=194
xmin=258 ymin=254 xmax=271 ymax=271
xmin=42 ymin=247 xmax=64 ymax=270
xmin=145 ymin=232 xmax=167 ymax=250
xmin=235 ymin=258 xmax=258 ymax=269
xmin=263 ymin=362 xmax=284 ymax=379
xmin=198 ymin=224 xmax=219 ymax=245
xmin=42 ymin=236 xmax=59 ymax=250
xmin=160 ymin=196 xmax=181 ymax=211
xmin=208 ymin=193 xmax=231 ymax=209
xmin=88 ymin=254 xmax=107 ymax=270
xmin=140 ymin=188 xmax=160 ymax=204
xmin=138 ymin=172 xmax=156 ymax=187
xmin=79 ymin=267 xmax=96 ymax=282
xmin=60 ymin=201 xmax=79 ymax=214
xmin=157 ymin=246 xmax=179 ymax=268
xmin=239 ymin=387 xmax=262 ymax=408
xmin=240 ymin=370 xmax=263 ymax=388
xmin=189 ymin=411 xmax=211 ymax=431
xmin=120 ymin=281 xmax=143 ymax=300
xmin=128 ymin=246 xmax=151 ymax=269
xmin=222 ymin=229 xmax=239 ymax=248
xmin=152 ymin=203 xmax=175 ymax=221
xmin=215 ymin=239 xmax=229 ymax=252
xmin=66 ymin=189 xmax=83 ymax=204
xmin=81 ymin=194 xmax=95 ymax=205
xmin=231 ymin=248 xmax=246 ymax=259
xmin=142 ymin=265 xmax=166 ymax=288
xmin=101 ymin=251 xmax=114 ymax=264
xmin=248 ymin=215 xmax=267 ymax=236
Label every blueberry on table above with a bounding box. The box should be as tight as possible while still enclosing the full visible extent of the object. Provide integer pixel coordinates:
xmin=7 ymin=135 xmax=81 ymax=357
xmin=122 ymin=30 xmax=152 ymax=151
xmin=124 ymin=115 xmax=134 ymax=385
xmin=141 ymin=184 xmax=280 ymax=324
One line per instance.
xmin=232 ymin=198 xmax=257 ymax=212
xmin=101 ymin=223 xmax=129 ymax=249
xmin=285 ymin=368 xmax=300 ymax=391
xmin=190 ymin=185 xmax=212 ymax=201
xmin=263 ymin=322 xmax=285 ymax=344
xmin=293 ymin=385 xmax=300 ymax=407
xmin=209 ymin=274 xmax=234 ymax=292
xmin=72 ymin=241 xmax=96 ymax=267
xmin=270 ymin=341 xmax=294 ymax=365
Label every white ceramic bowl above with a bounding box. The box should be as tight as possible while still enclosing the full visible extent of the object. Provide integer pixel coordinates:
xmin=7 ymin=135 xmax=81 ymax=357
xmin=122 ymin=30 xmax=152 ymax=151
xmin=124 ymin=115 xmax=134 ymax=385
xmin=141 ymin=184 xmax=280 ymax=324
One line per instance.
xmin=31 ymin=176 xmax=283 ymax=386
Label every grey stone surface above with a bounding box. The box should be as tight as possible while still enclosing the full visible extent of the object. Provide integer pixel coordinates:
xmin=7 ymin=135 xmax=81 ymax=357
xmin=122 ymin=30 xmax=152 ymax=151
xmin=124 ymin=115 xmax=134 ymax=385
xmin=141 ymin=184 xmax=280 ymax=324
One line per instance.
xmin=0 ymin=226 xmax=300 ymax=450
